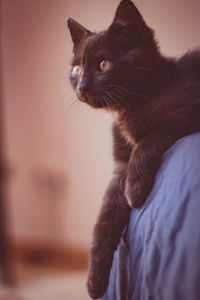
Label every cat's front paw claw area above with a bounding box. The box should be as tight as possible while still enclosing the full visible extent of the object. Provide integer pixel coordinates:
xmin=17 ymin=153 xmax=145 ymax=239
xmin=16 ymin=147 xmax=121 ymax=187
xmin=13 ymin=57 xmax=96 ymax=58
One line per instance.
xmin=125 ymin=178 xmax=145 ymax=208
xmin=125 ymin=181 xmax=136 ymax=208
xmin=87 ymin=267 xmax=109 ymax=299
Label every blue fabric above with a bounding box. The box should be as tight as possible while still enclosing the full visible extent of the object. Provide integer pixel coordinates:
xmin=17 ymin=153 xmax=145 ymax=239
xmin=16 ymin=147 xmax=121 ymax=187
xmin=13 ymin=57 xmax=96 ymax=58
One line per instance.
xmin=101 ymin=132 xmax=200 ymax=300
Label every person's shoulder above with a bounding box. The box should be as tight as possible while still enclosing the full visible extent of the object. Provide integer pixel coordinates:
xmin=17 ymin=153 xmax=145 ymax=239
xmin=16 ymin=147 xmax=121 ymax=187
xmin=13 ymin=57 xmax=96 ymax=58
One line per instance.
xmin=163 ymin=132 xmax=200 ymax=167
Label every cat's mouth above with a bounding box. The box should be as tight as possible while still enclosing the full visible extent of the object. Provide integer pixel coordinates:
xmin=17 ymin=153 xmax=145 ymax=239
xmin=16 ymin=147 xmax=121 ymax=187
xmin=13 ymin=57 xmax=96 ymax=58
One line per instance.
xmin=76 ymin=88 xmax=90 ymax=103
xmin=77 ymin=91 xmax=108 ymax=109
xmin=77 ymin=93 xmax=88 ymax=103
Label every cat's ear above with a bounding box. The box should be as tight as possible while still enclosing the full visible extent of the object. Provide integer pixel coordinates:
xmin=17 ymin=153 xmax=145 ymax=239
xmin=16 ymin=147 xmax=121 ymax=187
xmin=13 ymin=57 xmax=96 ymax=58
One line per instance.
xmin=67 ymin=18 xmax=91 ymax=46
xmin=114 ymin=0 xmax=144 ymax=24
xmin=112 ymin=0 xmax=147 ymax=37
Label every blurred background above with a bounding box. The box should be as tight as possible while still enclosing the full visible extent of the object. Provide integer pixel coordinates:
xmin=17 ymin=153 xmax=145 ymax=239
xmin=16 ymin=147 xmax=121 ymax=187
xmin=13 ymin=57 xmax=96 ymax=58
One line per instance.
xmin=0 ymin=0 xmax=200 ymax=299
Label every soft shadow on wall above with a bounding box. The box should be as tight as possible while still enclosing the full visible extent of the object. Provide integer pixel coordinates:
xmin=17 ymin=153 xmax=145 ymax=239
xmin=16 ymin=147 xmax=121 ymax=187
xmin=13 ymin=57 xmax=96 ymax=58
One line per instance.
xmin=0 ymin=0 xmax=200 ymax=299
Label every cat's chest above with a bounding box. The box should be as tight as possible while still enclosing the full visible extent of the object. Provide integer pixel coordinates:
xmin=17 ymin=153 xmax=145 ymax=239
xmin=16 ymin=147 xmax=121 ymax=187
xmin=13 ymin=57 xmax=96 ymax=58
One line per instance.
xmin=112 ymin=111 xmax=136 ymax=145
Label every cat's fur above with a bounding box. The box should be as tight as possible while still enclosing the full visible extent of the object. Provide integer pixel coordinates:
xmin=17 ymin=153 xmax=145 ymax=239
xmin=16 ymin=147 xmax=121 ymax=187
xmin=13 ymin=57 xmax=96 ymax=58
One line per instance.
xmin=67 ymin=0 xmax=200 ymax=298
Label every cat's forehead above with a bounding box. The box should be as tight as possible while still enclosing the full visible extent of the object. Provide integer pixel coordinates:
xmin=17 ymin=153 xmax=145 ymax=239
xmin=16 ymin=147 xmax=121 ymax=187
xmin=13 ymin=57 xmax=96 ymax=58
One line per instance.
xmin=72 ymin=27 xmax=135 ymax=65
xmin=72 ymin=32 xmax=106 ymax=65
xmin=84 ymin=31 xmax=109 ymax=58
xmin=83 ymin=29 xmax=134 ymax=61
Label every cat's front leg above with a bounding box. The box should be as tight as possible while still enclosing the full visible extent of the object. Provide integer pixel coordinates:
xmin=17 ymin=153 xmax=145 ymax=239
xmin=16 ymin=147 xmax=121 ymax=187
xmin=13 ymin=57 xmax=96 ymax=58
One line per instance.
xmin=124 ymin=127 xmax=187 ymax=208
xmin=124 ymin=144 xmax=159 ymax=208
xmin=87 ymin=163 xmax=131 ymax=299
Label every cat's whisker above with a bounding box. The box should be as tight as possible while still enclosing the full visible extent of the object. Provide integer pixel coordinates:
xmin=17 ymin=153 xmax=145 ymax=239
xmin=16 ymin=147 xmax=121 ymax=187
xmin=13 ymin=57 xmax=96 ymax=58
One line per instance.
xmin=103 ymin=96 xmax=110 ymax=108
xmin=106 ymin=84 xmax=145 ymax=97
xmin=108 ymin=90 xmax=127 ymax=102
xmin=104 ymin=89 xmax=132 ymax=108
xmin=104 ymin=91 xmax=123 ymax=107
xmin=67 ymin=98 xmax=79 ymax=111
xmin=105 ymin=85 xmax=147 ymax=100
xmin=103 ymin=90 xmax=117 ymax=105
xmin=137 ymin=67 xmax=161 ymax=75
xmin=111 ymin=90 xmax=138 ymax=103
xmin=106 ymin=88 xmax=136 ymax=101
xmin=102 ymin=92 xmax=112 ymax=108
xmin=63 ymin=98 xmax=79 ymax=121
xmin=101 ymin=93 xmax=107 ymax=106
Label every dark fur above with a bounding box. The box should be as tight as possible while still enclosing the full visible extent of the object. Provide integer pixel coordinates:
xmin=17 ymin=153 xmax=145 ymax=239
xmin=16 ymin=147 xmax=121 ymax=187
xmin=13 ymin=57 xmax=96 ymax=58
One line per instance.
xmin=67 ymin=0 xmax=200 ymax=298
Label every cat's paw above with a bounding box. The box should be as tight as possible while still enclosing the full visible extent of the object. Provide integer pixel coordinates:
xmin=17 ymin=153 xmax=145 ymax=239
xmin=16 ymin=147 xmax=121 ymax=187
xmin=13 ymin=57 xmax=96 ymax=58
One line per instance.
xmin=124 ymin=177 xmax=146 ymax=208
xmin=87 ymin=266 xmax=109 ymax=299
xmin=125 ymin=180 xmax=137 ymax=208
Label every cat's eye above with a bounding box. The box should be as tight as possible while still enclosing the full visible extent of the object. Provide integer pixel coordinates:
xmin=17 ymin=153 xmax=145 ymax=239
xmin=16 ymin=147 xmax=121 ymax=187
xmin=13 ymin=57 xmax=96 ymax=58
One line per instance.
xmin=100 ymin=60 xmax=111 ymax=72
xmin=72 ymin=65 xmax=82 ymax=77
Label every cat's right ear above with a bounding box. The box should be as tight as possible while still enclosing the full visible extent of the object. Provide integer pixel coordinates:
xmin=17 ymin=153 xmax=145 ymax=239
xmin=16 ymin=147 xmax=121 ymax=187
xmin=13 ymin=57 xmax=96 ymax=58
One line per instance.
xmin=110 ymin=0 xmax=149 ymax=39
xmin=67 ymin=18 xmax=91 ymax=47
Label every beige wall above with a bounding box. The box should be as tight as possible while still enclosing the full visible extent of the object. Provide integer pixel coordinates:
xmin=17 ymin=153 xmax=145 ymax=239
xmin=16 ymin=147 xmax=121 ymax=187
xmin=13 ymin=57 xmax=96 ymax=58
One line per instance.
xmin=1 ymin=0 xmax=200 ymax=249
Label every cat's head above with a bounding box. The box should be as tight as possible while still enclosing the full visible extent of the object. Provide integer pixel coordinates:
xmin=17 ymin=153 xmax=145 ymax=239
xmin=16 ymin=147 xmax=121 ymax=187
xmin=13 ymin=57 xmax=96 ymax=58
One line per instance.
xmin=67 ymin=0 xmax=161 ymax=111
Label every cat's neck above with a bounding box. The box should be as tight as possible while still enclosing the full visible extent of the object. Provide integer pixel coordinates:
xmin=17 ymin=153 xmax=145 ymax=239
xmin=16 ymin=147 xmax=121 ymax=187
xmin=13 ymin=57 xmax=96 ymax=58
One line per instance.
xmin=111 ymin=56 xmax=178 ymax=144
xmin=137 ymin=56 xmax=177 ymax=100
xmin=112 ymin=110 xmax=138 ymax=145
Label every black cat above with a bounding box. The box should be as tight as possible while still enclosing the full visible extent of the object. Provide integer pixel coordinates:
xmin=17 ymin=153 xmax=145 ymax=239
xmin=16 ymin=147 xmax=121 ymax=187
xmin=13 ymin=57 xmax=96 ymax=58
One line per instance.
xmin=67 ymin=0 xmax=200 ymax=298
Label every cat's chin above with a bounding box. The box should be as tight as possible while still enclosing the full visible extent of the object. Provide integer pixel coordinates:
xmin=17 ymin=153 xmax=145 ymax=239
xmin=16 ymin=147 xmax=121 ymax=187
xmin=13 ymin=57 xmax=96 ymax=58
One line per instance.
xmin=77 ymin=93 xmax=89 ymax=103
xmin=88 ymin=101 xmax=108 ymax=109
xmin=78 ymin=94 xmax=110 ymax=109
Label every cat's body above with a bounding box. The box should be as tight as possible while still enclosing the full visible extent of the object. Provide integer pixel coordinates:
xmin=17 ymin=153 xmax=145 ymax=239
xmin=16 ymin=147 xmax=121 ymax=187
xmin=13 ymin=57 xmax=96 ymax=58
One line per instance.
xmin=67 ymin=0 xmax=200 ymax=298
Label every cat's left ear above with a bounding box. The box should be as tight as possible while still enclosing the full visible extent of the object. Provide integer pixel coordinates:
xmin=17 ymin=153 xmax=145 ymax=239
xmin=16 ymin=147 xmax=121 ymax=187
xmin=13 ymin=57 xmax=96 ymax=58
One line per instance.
xmin=112 ymin=0 xmax=148 ymax=37
xmin=67 ymin=18 xmax=91 ymax=46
